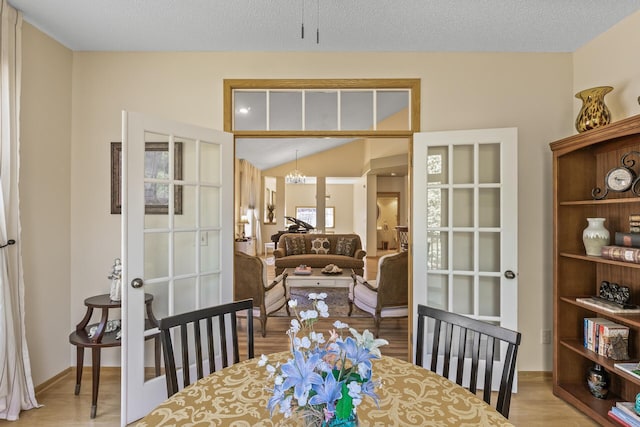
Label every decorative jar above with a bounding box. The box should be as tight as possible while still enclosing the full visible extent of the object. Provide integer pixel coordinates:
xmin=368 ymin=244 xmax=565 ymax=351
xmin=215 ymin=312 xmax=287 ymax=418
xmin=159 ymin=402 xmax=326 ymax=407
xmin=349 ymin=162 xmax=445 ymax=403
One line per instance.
xmin=587 ymin=363 xmax=610 ymax=399
xmin=575 ymin=86 xmax=613 ymax=133
xmin=582 ymin=218 xmax=609 ymax=256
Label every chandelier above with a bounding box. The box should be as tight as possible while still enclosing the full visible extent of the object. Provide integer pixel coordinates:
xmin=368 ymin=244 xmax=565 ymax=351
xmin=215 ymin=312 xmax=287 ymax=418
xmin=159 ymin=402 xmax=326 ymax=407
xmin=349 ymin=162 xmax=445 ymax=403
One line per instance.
xmin=285 ymin=150 xmax=306 ymax=184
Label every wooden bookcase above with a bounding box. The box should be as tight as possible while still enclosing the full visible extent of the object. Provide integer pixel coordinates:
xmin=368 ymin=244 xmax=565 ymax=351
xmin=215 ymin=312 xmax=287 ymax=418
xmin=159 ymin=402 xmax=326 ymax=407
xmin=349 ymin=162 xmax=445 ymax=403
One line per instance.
xmin=551 ymin=114 xmax=640 ymax=425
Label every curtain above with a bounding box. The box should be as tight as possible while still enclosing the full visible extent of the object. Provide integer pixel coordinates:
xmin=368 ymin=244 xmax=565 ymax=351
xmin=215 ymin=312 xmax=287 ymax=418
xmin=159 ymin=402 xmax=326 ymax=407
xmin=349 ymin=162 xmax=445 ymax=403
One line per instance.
xmin=0 ymin=1 xmax=39 ymax=420
xmin=238 ymin=159 xmax=262 ymax=254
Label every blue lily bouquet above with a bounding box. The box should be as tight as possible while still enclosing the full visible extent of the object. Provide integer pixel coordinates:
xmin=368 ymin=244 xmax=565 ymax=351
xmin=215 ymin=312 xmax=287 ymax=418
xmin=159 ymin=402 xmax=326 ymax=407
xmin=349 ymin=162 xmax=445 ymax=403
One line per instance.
xmin=259 ymin=293 xmax=388 ymax=426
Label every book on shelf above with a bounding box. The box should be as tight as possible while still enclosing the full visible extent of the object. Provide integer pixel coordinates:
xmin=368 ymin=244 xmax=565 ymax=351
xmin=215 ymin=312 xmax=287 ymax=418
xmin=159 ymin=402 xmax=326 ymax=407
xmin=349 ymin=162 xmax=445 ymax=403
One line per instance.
xmin=611 ymin=406 xmax=640 ymax=427
xmin=600 ymin=322 xmax=630 ymax=360
xmin=576 ymin=297 xmax=640 ymax=314
xmin=631 ymin=226 xmax=640 ymax=233
xmin=584 ymin=317 xmax=603 ymax=351
xmin=601 ymin=245 xmax=640 ymax=264
xmin=609 ymin=410 xmax=634 ymax=427
xmin=614 ymin=362 xmax=640 ymax=380
xmin=617 ymin=402 xmax=640 ymax=424
xmin=616 ymin=232 xmax=640 ymax=248
xmin=630 ymin=214 xmax=640 ymax=222
xmin=582 ymin=316 xmax=630 ymax=358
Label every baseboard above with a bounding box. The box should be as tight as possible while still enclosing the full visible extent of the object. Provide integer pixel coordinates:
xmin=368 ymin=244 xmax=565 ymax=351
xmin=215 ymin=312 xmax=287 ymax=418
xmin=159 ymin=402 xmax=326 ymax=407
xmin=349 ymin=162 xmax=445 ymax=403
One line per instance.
xmin=34 ymin=366 xmax=123 ymax=396
xmin=34 ymin=367 xmax=72 ymax=395
xmin=518 ymin=371 xmax=552 ymax=379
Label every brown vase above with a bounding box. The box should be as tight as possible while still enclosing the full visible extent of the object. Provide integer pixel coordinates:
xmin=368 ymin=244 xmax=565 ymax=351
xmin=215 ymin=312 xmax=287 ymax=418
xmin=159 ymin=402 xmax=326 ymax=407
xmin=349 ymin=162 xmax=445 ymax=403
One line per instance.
xmin=575 ymin=86 xmax=613 ymax=133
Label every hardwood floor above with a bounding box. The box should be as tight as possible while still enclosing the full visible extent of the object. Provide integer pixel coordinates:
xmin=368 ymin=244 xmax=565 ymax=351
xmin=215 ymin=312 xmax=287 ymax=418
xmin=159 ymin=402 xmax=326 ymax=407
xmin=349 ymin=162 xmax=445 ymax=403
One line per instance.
xmin=12 ymin=253 xmax=596 ymax=426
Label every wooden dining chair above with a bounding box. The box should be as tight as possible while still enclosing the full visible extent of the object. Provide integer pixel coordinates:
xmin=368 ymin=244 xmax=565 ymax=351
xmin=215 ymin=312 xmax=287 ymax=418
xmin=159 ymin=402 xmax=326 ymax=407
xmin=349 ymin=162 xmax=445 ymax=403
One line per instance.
xmin=415 ymin=304 xmax=521 ymax=418
xmin=158 ymin=299 xmax=255 ymax=397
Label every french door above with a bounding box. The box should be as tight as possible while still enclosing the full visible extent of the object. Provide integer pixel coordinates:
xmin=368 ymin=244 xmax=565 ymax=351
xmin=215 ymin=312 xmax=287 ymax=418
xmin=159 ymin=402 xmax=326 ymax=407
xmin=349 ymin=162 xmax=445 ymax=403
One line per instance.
xmin=120 ymin=111 xmax=234 ymax=424
xmin=412 ymin=127 xmax=518 ymax=389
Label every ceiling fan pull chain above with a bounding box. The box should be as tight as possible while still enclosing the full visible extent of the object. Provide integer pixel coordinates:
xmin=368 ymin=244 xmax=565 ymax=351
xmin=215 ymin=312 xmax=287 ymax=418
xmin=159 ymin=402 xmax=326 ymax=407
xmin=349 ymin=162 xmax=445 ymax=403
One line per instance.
xmin=301 ymin=0 xmax=305 ymax=39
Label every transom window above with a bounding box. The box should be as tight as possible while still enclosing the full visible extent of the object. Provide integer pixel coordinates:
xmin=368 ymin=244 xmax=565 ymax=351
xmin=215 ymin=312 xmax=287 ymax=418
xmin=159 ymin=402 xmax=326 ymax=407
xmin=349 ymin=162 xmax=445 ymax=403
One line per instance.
xmin=232 ymin=89 xmax=411 ymax=132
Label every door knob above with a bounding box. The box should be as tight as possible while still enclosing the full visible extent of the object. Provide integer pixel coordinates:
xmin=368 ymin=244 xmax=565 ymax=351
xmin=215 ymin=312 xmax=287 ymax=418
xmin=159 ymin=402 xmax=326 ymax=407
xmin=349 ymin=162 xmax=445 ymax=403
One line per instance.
xmin=504 ymin=270 xmax=516 ymax=279
xmin=131 ymin=278 xmax=144 ymax=288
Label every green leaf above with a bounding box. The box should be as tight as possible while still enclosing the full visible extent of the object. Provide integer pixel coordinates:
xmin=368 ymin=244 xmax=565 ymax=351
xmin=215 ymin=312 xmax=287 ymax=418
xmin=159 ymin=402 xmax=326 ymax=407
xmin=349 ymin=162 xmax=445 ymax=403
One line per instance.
xmin=335 ymin=383 xmax=353 ymax=419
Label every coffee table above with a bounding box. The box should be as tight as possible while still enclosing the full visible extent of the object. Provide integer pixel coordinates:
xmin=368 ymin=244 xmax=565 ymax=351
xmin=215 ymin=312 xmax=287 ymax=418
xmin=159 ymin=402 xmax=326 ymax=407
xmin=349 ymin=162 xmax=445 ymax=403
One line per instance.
xmin=284 ymin=268 xmax=354 ymax=308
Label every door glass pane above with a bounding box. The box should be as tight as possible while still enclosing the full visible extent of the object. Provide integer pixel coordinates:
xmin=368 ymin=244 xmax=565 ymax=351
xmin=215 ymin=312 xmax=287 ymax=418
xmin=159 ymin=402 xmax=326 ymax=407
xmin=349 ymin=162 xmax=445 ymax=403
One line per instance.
xmin=452 ymin=145 xmax=474 ymax=184
xmin=144 ymin=232 xmax=168 ymax=279
xmin=427 ymin=146 xmax=448 ymax=185
xmin=479 ymin=188 xmax=500 ymax=228
xmin=427 ymin=230 xmax=447 ymax=270
xmin=452 ymin=232 xmax=473 ymax=271
xmin=427 ymin=273 xmax=448 ymax=309
xmin=175 ymin=185 xmax=196 ymax=228
xmin=201 ymin=230 xmax=221 ymax=272
xmin=270 ymin=92 xmax=302 ymax=130
xmin=174 ymin=277 xmax=197 ymax=315
xmin=200 ymin=273 xmax=221 ymax=308
xmin=174 ymin=231 xmax=197 ymax=276
xmin=200 ymin=141 xmax=221 ymax=185
xmin=341 ymin=91 xmax=373 ymax=130
xmin=427 ymin=188 xmax=448 ymax=227
xmin=479 ymin=143 xmax=500 ymax=183
xmin=376 ymin=90 xmax=410 ymax=130
xmin=479 ymin=276 xmax=500 ymax=316
xmin=305 ymin=91 xmax=337 ymax=130
xmin=479 ymin=232 xmax=500 ymax=272
xmin=452 ymin=189 xmax=473 ymax=227
xmin=179 ymin=139 xmax=195 ymax=182
xmin=201 ymin=186 xmax=221 ymax=228
xmin=145 ymin=281 xmax=169 ymax=319
xmin=234 ymin=91 xmax=266 ymax=130
xmin=452 ymin=275 xmax=473 ymax=314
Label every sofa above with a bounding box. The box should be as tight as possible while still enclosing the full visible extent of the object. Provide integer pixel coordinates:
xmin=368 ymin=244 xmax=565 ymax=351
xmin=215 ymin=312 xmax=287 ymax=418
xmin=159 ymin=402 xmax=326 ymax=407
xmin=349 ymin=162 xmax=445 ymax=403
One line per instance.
xmin=273 ymin=233 xmax=366 ymax=276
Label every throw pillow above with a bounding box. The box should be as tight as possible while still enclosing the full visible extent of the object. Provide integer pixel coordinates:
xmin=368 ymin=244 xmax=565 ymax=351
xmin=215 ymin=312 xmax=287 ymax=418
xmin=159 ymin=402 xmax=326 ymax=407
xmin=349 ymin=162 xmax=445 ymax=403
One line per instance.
xmin=285 ymin=236 xmax=306 ymax=255
xmin=310 ymin=238 xmax=330 ymax=254
xmin=335 ymin=237 xmax=356 ymax=257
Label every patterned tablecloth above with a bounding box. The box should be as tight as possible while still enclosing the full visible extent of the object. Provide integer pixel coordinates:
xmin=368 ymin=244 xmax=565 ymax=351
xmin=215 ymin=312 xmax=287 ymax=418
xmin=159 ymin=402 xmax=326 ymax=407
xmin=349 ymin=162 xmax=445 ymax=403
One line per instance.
xmin=135 ymin=352 xmax=514 ymax=426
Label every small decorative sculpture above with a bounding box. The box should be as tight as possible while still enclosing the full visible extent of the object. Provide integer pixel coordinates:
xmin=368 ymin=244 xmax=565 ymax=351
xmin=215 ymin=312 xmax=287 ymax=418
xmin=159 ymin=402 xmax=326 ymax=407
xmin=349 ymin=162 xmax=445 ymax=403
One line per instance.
xmin=108 ymin=258 xmax=122 ymax=302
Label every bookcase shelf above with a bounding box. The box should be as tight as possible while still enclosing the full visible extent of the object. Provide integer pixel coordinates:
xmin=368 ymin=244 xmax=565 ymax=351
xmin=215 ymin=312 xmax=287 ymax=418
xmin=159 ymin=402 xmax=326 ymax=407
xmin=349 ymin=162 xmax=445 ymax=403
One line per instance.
xmin=561 ymin=296 xmax=640 ymax=328
xmin=552 ymin=114 xmax=640 ymax=426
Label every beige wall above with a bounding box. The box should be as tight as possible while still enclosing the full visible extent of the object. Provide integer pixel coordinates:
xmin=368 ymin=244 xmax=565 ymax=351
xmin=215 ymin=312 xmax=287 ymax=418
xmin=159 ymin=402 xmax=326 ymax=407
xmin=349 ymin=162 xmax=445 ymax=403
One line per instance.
xmin=67 ymin=50 xmax=572 ymax=371
xmin=574 ymin=11 xmax=640 ymax=120
xmin=20 ymin=10 xmax=640 ymax=383
xmin=20 ymin=23 xmax=72 ymax=385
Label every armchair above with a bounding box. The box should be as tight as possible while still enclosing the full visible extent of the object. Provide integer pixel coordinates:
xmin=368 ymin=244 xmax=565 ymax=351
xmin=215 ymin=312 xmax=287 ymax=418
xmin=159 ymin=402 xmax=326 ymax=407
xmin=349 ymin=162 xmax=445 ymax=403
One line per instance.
xmin=349 ymin=251 xmax=408 ymax=337
xmin=234 ymin=251 xmax=288 ymax=337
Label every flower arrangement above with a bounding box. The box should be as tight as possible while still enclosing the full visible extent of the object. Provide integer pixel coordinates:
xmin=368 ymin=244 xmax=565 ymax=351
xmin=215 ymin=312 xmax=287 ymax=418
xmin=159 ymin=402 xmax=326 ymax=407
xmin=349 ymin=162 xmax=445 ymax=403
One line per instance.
xmin=259 ymin=293 xmax=388 ymax=426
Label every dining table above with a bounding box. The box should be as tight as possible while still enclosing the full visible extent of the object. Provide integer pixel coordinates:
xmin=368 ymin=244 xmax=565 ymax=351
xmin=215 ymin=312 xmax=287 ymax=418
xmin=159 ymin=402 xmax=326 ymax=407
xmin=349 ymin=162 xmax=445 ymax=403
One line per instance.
xmin=135 ymin=351 xmax=514 ymax=426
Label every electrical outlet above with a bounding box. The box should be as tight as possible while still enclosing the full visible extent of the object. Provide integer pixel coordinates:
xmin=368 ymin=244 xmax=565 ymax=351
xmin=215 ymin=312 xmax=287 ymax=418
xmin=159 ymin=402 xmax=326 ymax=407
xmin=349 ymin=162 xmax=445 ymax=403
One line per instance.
xmin=541 ymin=329 xmax=551 ymax=344
xmin=200 ymin=232 xmax=208 ymax=246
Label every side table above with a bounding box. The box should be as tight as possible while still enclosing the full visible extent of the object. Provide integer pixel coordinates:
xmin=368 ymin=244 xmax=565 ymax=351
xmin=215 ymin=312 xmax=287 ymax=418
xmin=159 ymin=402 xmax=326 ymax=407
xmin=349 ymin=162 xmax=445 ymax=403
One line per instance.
xmin=68 ymin=293 xmax=160 ymax=418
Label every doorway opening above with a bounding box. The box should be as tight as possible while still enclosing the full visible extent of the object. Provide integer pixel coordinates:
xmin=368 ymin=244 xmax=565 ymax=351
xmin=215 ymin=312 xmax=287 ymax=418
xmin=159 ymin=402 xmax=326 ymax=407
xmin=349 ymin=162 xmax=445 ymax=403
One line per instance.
xmin=376 ymin=192 xmax=400 ymax=252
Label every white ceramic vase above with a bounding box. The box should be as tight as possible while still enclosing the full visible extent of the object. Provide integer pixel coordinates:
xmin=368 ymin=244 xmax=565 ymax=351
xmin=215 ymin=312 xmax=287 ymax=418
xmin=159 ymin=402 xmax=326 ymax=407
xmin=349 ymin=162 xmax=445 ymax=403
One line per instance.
xmin=582 ymin=218 xmax=610 ymax=256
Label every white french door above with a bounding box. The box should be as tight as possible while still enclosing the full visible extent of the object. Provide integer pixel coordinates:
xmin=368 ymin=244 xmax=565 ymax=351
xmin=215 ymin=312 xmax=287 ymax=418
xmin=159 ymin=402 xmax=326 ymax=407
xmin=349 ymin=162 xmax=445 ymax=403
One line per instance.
xmin=413 ymin=127 xmax=518 ymax=389
xmin=120 ymin=111 xmax=234 ymax=424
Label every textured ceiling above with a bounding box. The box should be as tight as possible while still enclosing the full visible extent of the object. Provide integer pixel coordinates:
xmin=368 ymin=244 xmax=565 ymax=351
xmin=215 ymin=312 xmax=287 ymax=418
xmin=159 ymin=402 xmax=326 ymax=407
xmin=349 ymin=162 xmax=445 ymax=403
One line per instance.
xmin=8 ymin=0 xmax=640 ymax=52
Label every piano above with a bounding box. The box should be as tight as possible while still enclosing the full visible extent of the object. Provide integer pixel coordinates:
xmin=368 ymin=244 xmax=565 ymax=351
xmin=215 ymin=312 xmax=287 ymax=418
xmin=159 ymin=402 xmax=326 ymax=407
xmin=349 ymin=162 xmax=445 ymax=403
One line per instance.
xmin=270 ymin=216 xmax=315 ymax=249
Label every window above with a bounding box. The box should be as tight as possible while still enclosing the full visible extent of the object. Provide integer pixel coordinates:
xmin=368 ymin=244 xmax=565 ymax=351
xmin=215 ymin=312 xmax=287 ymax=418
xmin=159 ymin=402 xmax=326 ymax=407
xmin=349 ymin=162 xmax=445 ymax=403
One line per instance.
xmin=296 ymin=206 xmax=335 ymax=229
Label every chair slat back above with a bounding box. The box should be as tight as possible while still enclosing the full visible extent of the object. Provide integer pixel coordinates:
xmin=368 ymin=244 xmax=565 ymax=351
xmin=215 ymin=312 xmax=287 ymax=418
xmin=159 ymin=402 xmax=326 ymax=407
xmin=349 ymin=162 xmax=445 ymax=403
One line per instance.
xmin=415 ymin=304 xmax=521 ymax=418
xmin=158 ymin=299 xmax=254 ymax=397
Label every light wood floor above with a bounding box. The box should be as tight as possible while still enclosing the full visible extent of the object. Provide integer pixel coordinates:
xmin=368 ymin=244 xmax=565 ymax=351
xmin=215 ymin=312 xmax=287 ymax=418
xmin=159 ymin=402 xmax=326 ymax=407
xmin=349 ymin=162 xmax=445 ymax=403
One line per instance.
xmin=11 ymin=253 xmax=597 ymax=426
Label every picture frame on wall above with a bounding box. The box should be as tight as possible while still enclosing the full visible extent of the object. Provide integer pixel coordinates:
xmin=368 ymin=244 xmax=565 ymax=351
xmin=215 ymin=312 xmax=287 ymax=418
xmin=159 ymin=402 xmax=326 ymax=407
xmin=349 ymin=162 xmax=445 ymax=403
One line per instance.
xmin=110 ymin=141 xmax=183 ymax=214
